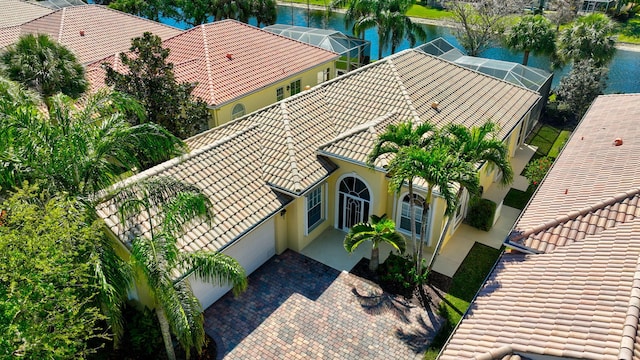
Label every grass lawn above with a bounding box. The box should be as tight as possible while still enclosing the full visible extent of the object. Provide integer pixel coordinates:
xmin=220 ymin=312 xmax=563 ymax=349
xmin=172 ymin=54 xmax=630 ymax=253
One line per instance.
xmin=406 ymin=5 xmax=454 ymax=19
xmin=617 ymin=16 xmax=640 ymax=44
xmin=503 ymin=184 xmax=536 ymax=210
xmin=548 ymin=130 xmax=571 ymax=158
xmin=527 ymin=124 xmax=560 ymax=156
xmin=423 ymin=243 xmax=503 ymax=359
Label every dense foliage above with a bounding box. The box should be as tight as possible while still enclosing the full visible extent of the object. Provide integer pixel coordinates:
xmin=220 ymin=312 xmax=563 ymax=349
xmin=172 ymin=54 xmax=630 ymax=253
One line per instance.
xmin=556 ymin=59 xmax=609 ymax=119
xmin=104 ymin=32 xmax=210 ymax=139
xmin=0 ymin=185 xmax=106 ymax=359
xmin=0 ymin=34 xmax=87 ymax=100
xmin=504 ymin=15 xmax=556 ymax=66
xmin=464 ymin=197 xmax=496 ymax=231
xmin=556 ymin=13 xmax=617 ymax=67
xmin=524 ymin=156 xmax=554 ymax=186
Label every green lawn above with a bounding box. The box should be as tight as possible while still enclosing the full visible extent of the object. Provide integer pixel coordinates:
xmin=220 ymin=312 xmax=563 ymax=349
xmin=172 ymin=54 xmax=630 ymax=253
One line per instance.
xmin=548 ymin=130 xmax=571 ymax=158
xmin=424 ymin=243 xmax=503 ymax=359
xmin=406 ymin=5 xmax=454 ymax=19
xmin=617 ymin=16 xmax=640 ymax=44
xmin=503 ymin=184 xmax=536 ymax=210
xmin=527 ymin=124 xmax=560 ymax=156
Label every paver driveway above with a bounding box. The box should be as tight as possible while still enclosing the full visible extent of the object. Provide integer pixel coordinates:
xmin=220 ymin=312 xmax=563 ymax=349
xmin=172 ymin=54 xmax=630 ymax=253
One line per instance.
xmin=203 ymin=250 xmax=442 ymax=359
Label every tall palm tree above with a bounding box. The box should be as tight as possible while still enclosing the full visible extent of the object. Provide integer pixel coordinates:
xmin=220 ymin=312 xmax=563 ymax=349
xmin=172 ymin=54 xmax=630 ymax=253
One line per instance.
xmin=367 ymin=121 xmax=437 ymax=264
xmin=0 ymin=89 xmax=185 ymax=199
xmin=388 ymin=144 xmax=480 ymax=276
xmin=0 ymin=34 xmax=88 ymax=101
xmin=504 ymin=15 xmax=556 ymax=66
xmin=113 ymin=177 xmax=248 ymax=360
xmin=352 ymin=0 xmax=426 ymax=59
xmin=556 ymin=13 xmax=616 ymax=67
xmin=344 ymin=214 xmax=406 ymax=271
xmin=425 ymin=121 xmax=512 ymax=272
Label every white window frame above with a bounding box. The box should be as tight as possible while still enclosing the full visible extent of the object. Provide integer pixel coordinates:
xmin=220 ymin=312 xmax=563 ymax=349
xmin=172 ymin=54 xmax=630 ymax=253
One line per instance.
xmin=289 ymin=79 xmax=301 ymax=95
xmin=396 ymin=192 xmax=434 ymax=245
xmin=231 ymin=103 xmax=245 ymax=120
xmin=305 ymin=183 xmax=326 ymax=235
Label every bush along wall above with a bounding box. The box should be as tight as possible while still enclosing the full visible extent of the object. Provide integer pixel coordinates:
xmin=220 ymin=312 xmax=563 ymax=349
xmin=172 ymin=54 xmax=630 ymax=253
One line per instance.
xmin=465 ymin=197 xmax=497 ymax=231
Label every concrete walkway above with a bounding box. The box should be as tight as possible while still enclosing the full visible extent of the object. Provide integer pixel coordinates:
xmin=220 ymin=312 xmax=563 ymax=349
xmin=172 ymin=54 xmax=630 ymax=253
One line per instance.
xmin=204 ymin=251 xmax=442 ymax=359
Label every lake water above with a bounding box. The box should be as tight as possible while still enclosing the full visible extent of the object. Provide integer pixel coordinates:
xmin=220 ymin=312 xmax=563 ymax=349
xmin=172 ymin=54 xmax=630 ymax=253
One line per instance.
xmin=161 ymin=5 xmax=640 ymax=94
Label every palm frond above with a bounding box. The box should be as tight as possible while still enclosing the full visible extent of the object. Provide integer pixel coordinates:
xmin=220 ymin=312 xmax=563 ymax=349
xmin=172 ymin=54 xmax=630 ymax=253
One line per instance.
xmin=183 ymin=251 xmax=248 ymax=296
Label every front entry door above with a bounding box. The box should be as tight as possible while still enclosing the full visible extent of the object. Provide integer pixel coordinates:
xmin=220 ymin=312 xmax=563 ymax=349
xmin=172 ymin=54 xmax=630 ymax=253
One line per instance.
xmin=338 ymin=176 xmax=371 ymax=231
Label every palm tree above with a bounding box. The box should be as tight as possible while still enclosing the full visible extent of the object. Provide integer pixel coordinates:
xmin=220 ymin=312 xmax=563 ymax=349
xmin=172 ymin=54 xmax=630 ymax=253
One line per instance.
xmin=253 ymin=0 xmax=277 ymax=27
xmin=425 ymin=121 xmax=512 ymax=272
xmin=504 ymin=15 xmax=556 ymax=66
xmin=0 ymin=89 xmax=185 ymax=199
xmin=367 ymin=121 xmax=437 ymax=264
xmin=344 ymin=214 xmax=406 ymax=271
xmin=388 ymin=144 xmax=480 ymax=276
xmin=113 ymin=177 xmax=248 ymax=360
xmin=0 ymin=34 xmax=88 ymax=101
xmin=556 ymin=13 xmax=616 ymax=67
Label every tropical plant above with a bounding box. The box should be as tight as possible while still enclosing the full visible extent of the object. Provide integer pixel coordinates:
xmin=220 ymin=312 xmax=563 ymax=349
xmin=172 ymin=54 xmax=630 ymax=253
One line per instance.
xmin=388 ymin=143 xmax=480 ymax=276
xmin=334 ymin=0 xmax=426 ymax=59
xmin=113 ymin=177 xmax=248 ymax=360
xmin=253 ymin=0 xmax=278 ymax=27
xmin=0 ymin=34 xmax=88 ymax=101
xmin=556 ymin=58 xmax=609 ymax=119
xmin=108 ymin=0 xmax=175 ymax=22
xmin=0 ymin=88 xmax=185 ymax=199
xmin=367 ymin=121 xmax=437 ymax=264
xmin=103 ymin=32 xmax=210 ymax=139
xmin=504 ymin=15 xmax=556 ymax=66
xmin=556 ymin=13 xmax=617 ymax=67
xmin=344 ymin=214 xmax=406 ymax=271
xmin=0 ymin=184 xmax=108 ymax=358
xmin=547 ymin=0 xmax=579 ymax=31
xmin=524 ymin=156 xmax=553 ymax=186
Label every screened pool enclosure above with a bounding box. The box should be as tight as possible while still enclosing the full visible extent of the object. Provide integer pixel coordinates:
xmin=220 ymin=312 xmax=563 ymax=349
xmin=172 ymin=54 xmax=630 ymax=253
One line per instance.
xmin=263 ymin=25 xmax=371 ymax=75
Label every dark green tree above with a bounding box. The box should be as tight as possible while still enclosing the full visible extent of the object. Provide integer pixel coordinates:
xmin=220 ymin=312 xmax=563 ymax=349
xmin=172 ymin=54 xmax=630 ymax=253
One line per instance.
xmin=108 ymin=0 xmax=175 ymax=22
xmin=0 ymin=185 xmax=109 ymax=358
xmin=0 ymin=34 xmax=87 ymax=101
xmin=344 ymin=214 xmax=406 ymax=271
xmin=113 ymin=177 xmax=248 ymax=360
xmin=104 ymin=32 xmax=210 ymax=139
xmin=556 ymin=59 xmax=608 ymax=120
xmin=504 ymin=15 xmax=556 ymax=66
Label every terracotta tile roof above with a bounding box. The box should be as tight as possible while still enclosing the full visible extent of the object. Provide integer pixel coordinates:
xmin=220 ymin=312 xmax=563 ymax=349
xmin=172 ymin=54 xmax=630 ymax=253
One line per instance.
xmin=86 ymin=20 xmax=339 ymax=107
xmin=440 ymin=219 xmax=640 ymax=360
xmin=0 ymin=0 xmax=54 ymax=28
xmin=4 ymin=5 xmax=182 ymax=64
xmin=0 ymin=25 xmax=21 ymax=48
xmin=186 ymin=49 xmax=540 ymax=195
xmin=509 ymin=94 xmax=640 ymax=253
xmin=96 ymin=125 xmax=292 ymax=253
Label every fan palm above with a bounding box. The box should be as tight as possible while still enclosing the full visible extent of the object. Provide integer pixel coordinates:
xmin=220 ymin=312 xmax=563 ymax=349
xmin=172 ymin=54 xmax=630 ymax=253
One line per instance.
xmin=113 ymin=177 xmax=248 ymax=360
xmin=0 ymin=34 xmax=88 ymax=101
xmin=556 ymin=13 xmax=616 ymax=67
xmin=344 ymin=214 xmax=406 ymax=271
xmin=504 ymin=15 xmax=556 ymax=66
xmin=387 ymin=144 xmax=480 ymax=275
xmin=367 ymin=121 xmax=437 ymax=263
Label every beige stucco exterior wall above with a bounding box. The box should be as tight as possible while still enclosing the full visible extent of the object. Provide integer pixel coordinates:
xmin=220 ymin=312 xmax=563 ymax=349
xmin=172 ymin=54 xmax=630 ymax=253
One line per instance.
xmin=208 ymin=60 xmax=337 ymax=128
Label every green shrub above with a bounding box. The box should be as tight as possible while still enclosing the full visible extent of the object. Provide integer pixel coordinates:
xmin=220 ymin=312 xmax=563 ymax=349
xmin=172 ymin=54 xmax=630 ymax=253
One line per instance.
xmin=122 ymin=305 xmax=164 ymax=357
xmin=465 ymin=197 xmax=496 ymax=231
xmin=378 ymin=253 xmax=427 ymax=297
xmin=524 ymin=156 xmax=553 ymax=186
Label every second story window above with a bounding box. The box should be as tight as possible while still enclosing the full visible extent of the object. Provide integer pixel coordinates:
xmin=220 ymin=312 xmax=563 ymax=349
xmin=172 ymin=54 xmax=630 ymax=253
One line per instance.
xmin=231 ymin=103 xmax=245 ymax=120
xmin=276 ymin=87 xmax=284 ymax=101
xmin=289 ymin=80 xmax=301 ymax=96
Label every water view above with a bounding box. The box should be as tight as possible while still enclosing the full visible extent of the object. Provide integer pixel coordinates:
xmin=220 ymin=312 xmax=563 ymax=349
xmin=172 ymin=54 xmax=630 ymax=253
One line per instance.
xmin=162 ymin=5 xmax=640 ymax=94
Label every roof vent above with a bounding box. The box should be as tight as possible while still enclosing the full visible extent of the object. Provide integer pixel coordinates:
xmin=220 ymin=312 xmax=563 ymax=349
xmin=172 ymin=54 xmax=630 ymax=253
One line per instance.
xmin=79 ymin=30 xmax=85 ymax=36
xmin=226 ymin=53 xmax=233 ymax=60
xmin=431 ymin=101 xmax=439 ymax=110
xmin=614 ymin=138 xmax=623 ymax=146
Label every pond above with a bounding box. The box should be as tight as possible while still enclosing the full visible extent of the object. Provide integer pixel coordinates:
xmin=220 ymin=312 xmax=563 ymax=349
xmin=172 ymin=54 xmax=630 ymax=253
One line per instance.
xmin=161 ymin=5 xmax=640 ymax=94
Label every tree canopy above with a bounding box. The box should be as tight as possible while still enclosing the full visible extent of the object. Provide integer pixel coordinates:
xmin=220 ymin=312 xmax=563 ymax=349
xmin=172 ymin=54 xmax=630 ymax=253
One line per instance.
xmin=0 ymin=185 xmax=107 ymax=359
xmin=504 ymin=15 xmax=556 ymax=66
xmin=0 ymin=34 xmax=88 ymax=100
xmin=557 ymin=13 xmax=617 ymax=67
xmin=556 ymin=59 xmax=609 ymax=120
xmin=103 ymin=32 xmax=210 ymax=139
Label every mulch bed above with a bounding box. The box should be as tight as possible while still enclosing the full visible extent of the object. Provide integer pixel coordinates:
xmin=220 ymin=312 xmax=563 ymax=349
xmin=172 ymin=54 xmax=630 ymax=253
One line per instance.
xmin=349 ymin=258 xmax=452 ymax=312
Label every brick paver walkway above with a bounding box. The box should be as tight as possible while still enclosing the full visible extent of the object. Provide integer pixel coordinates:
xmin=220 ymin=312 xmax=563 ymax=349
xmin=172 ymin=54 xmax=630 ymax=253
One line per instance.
xmin=203 ymin=250 xmax=442 ymax=359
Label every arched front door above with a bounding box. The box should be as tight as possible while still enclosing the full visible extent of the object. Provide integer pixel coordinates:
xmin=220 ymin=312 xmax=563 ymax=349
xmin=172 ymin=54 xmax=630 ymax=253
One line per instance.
xmin=337 ymin=176 xmax=371 ymax=231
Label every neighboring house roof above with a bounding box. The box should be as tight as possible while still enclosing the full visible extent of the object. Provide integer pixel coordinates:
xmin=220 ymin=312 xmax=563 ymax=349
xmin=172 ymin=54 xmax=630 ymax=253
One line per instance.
xmin=0 ymin=5 xmax=182 ymax=64
xmin=441 ymin=94 xmax=640 ymax=359
xmin=508 ymin=94 xmax=640 ymax=253
xmin=440 ymin=220 xmax=640 ymax=360
xmin=86 ymin=20 xmax=339 ymax=107
xmin=0 ymin=0 xmax=54 ymax=28
xmin=187 ymin=49 xmax=540 ymax=195
xmin=96 ymin=125 xmax=293 ymax=253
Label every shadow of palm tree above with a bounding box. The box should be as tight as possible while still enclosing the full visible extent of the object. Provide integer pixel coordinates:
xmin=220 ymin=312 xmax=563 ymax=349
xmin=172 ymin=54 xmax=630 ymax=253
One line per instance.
xmin=351 ymin=287 xmax=414 ymax=324
xmin=395 ymin=314 xmax=444 ymax=353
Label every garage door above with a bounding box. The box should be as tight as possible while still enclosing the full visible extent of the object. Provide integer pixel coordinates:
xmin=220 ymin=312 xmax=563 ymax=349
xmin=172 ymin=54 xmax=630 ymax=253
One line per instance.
xmin=189 ymin=218 xmax=276 ymax=309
